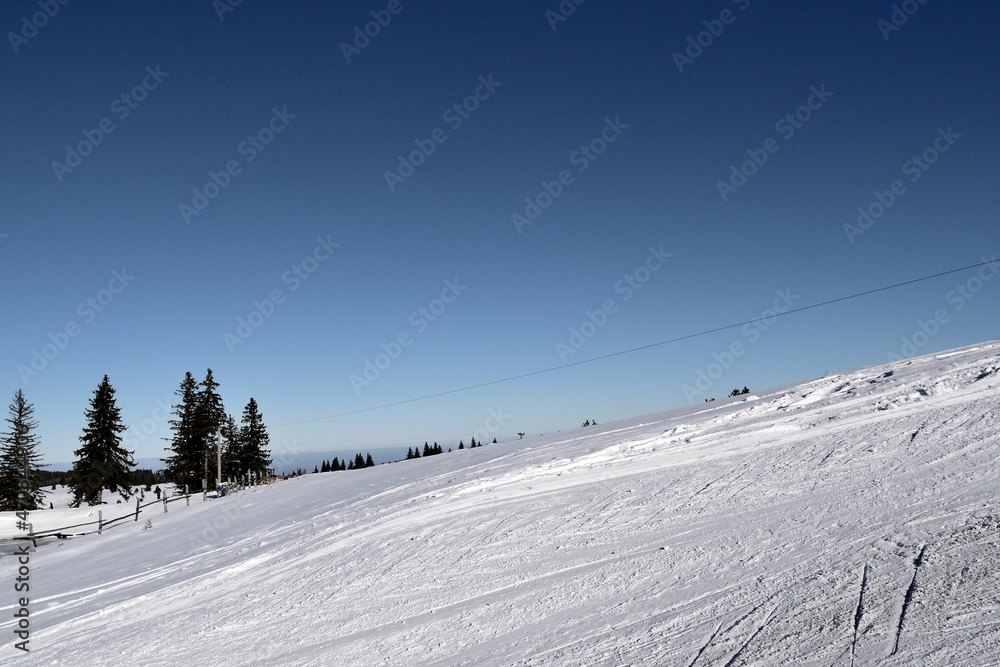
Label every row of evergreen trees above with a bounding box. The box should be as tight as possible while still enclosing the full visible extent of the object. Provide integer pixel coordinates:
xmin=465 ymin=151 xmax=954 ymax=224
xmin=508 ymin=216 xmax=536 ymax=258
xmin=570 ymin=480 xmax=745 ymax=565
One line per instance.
xmin=162 ymin=370 xmax=272 ymax=492
xmin=310 ymin=436 xmax=499 ymax=474
xmin=0 ymin=368 xmax=274 ymax=510
xmin=405 ymin=437 xmax=492 ymax=460
xmin=317 ymin=453 xmax=375 ymax=472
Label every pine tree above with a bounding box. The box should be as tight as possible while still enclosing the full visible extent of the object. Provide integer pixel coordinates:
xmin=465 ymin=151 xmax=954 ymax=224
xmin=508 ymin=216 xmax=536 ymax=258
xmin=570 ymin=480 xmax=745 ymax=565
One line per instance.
xmin=238 ymin=398 xmax=271 ymax=479
xmin=69 ymin=376 xmax=135 ymax=506
xmin=163 ymin=372 xmax=200 ymax=491
xmin=470 ymin=437 xmax=476 ymax=448
xmin=332 ymin=456 xmax=341 ymax=470
xmin=406 ymin=447 xmax=414 ymax=459
xmin=221 ymin=413 xmax=241 ymax=479
xmin=412 ymin=447 xmax=420 ymax=459
xmin=458 ymin=441 xmax=464 ymax=450
xmin=195 ymin=370 xmax=226 ymax=489
xmin=0 ymin=390 xmax=46 ymax=511
xmin=365 ymin=453 xmax=374 ymax=467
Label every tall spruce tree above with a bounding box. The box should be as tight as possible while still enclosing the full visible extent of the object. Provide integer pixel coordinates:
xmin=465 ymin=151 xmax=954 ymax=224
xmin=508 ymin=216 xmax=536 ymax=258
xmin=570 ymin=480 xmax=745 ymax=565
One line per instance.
xmin=69 ymin=376 xmax=135 ymax=506
xmin=195 ymin=369 xmax=226 ymax=490
xmin=238 ymin=398 xmax=271 ymax=478
xmin=165 ymin=370 xmax=227 ymax=491
xmin=164 ymin=372 xmax=200 ymax=491
xmin=221 ymin=413 xmax=241 ymax=480
xmin=0 ymin=390 xmax=46 ymax=511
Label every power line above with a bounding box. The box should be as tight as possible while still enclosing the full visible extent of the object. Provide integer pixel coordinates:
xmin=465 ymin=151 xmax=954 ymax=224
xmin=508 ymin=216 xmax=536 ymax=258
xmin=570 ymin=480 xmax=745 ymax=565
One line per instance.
xmin=274 ymin=258 xmax=997 ymax=428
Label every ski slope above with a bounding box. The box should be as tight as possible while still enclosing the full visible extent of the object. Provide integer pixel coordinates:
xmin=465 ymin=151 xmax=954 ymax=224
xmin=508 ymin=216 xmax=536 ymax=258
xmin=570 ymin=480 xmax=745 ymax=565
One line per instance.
xmin=2 ymin=340 xmax=999 ymax=665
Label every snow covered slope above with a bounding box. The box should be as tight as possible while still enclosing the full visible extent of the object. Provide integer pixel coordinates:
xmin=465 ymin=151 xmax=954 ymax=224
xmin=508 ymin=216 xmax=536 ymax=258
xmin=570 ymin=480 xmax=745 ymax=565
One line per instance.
xmin=3 ymin=341 xmax=999 ymax=665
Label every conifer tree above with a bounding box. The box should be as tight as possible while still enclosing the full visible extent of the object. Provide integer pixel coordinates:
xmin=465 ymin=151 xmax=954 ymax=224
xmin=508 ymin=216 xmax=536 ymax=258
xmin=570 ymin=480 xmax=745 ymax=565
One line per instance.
xmin=332 ymin=456 xmax=341 ymax=470
xmin=69 ymin=376 xmax=135 ymax=506
xmin=238 ymin=397 xmax=271 ymax=478
xmin=0 ymin=390 xmax=45 ymax=511
xmin=165 ymin=370 xmax=228 ymax=491
xmin=470 ymin=437 xmax=477 ymax=448
xmin=195 ymin=370 xmax=226 ymax=489
xmin=365 ymin=453 xmax=374 ymax=467
xmin=412 ymin=447 xmax=420 ymax=459
xmin=163 ymin=372 xmax=201 ymax=490
xmin=458 ymin=441 xmax=464 ymax=450
xmin=221 ymin=413 xmax=241 ymax=479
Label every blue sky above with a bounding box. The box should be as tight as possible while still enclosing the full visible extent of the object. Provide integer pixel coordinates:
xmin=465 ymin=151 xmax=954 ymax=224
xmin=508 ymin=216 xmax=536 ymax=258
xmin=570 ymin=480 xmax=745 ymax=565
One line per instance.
xmin=2 ymin=1 xmax=998 ymax=465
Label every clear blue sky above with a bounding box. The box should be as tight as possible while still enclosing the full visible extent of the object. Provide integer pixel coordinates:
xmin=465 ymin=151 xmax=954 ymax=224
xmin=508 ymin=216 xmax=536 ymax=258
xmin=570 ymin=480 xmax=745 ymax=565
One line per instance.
xmin=2 ymin=1 xmax=998 ymax=465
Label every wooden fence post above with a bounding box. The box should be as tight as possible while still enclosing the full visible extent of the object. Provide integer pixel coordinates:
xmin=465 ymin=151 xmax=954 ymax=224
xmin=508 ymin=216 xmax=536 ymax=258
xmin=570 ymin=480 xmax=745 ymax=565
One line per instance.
xmin=98 ymin=510 xmax=103 ymax=535
xmin=164 ymin=497 xmax=168 ymax=513
xmin=27 ymin=523 xmax=35 ymax=553
xmin=135 ymin=497 xmax=140 ymax=521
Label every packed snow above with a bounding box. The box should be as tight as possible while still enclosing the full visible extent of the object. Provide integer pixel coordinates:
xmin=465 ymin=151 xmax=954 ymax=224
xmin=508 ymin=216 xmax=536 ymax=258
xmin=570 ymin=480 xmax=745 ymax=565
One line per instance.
xmin=2 ymin=340 xmax=999 ymax=665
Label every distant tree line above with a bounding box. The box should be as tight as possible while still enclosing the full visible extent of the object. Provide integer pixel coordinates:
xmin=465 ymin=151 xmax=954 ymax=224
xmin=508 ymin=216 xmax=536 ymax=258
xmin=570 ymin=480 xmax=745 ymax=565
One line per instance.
xmin=315 ymin=453 xmax=375 ymax=473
